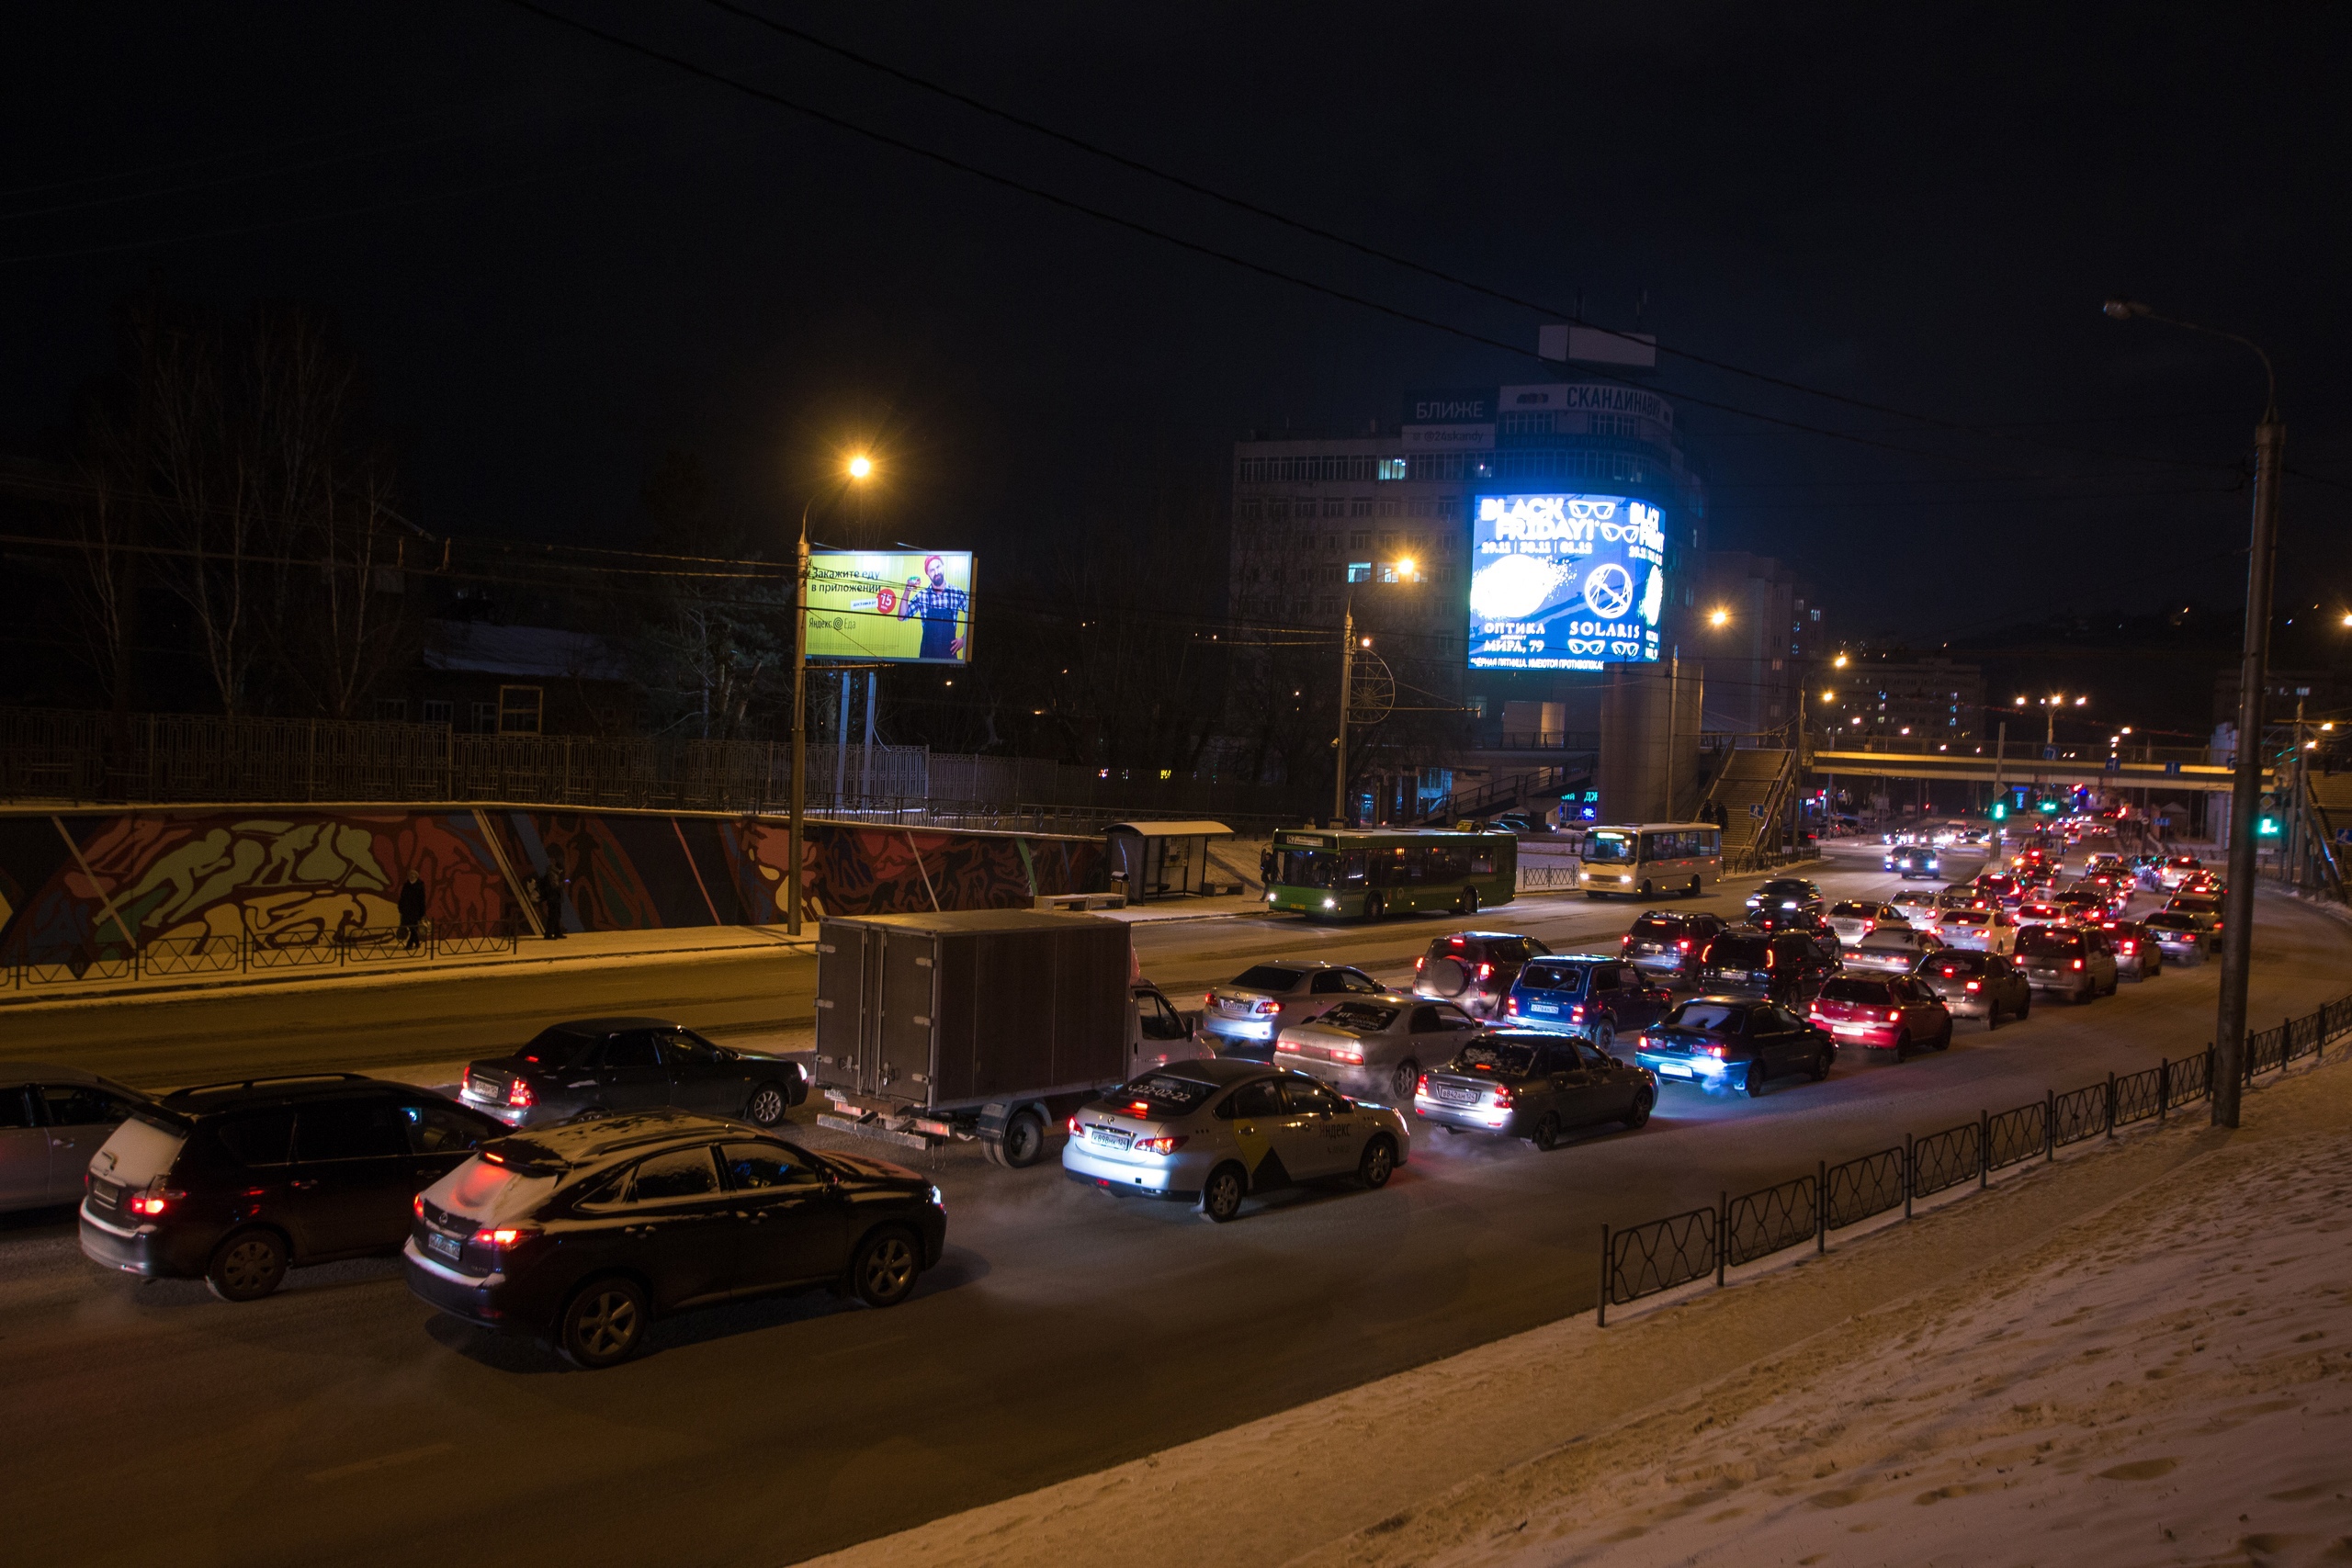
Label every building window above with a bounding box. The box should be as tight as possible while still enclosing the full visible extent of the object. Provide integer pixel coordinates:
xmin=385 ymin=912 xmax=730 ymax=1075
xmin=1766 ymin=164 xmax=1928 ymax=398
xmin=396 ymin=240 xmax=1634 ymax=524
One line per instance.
xmin=1378 ymin=499 xmax=1400 ymax=517
xmin=1349 ymin=498 xmax=1373 ymax=517
xmin=372 ymin=697 xmax=408 ymax=723
xmin=1237 ymin=500 xmax=1261 ymax=522
xmin=498 ymin=685 xmax=544 ymax=735
xmin=422 ymin=699 xmax=453 ymax=728
xmin=1347 ymin=562 xmax=1373 ymax=583
xmin=1320 ymin=499 xmax=1343 ymax=518
xmin=1375 ymin=457 xmax=1408 ymax=481
xmin=1319 ymin=595 xmax=1340 ymax=615
xmin=1349 ymin=530 xmax=1370 ymax=549
xmin=470 ymin=701 xmax=499 ymax=734
xmin=1379 ymin=531 xmax=1399 ymax=549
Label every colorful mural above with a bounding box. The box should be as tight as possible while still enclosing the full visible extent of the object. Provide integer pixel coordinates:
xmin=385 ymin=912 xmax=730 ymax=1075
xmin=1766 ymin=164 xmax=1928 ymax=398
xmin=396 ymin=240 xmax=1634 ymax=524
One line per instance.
xmin=0 ymin=807 xmax=1106 ymax=956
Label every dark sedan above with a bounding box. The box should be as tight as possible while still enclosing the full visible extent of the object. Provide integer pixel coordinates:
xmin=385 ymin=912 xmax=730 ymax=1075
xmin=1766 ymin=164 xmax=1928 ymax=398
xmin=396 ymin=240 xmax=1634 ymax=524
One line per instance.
xmin=1412 ymin=1033 xmax=1655 ymax=1148
xmin=1633 ymin=998 xmax=1834 ymax=1097
xmin=459 ymin=1018 xmax=808 ymax=1130
xmin=405 ymin=1110 xmax=945 ymax=1368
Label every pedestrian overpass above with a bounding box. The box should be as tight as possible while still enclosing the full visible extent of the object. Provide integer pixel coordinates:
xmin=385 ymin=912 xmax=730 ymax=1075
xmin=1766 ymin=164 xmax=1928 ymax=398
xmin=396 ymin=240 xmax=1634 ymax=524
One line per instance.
xmin=1804 ymin=748 xmax=2257 ymax=795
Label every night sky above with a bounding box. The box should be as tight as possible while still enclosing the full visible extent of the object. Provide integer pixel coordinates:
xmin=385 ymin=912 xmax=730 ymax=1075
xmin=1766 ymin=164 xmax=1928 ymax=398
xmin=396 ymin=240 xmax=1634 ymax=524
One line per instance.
xmin=6 ymin=2 xmax=2347 ymax=640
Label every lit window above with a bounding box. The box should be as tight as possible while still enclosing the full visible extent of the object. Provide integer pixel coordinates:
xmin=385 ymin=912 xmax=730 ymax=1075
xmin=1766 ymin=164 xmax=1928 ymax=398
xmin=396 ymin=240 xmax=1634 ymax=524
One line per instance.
xmin=1348 ymin=562 xmax=1373 ymax=583
xmin=1376 ymin=457 xmax=1408 ymax=481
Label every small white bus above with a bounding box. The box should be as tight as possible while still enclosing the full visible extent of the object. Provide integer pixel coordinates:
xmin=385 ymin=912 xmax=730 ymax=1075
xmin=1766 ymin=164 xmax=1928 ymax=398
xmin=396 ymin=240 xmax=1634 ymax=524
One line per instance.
xmin=1580 ymin=822 xmax=1724 ymax=899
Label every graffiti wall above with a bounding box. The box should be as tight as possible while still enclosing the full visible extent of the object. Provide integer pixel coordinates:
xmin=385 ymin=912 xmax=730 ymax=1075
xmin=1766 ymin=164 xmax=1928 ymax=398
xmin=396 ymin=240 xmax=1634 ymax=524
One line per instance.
xmin=0 ymin=807 xmax=1105 ymax=957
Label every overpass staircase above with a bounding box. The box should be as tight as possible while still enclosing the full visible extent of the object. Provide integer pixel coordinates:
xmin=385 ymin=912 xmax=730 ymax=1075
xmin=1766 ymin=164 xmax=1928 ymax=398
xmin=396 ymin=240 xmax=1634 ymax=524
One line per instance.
xmin=1700 ymin=740 xmax=1799 ymax=873
xmin=1420 ymin=763 xmax=1580 ymax=826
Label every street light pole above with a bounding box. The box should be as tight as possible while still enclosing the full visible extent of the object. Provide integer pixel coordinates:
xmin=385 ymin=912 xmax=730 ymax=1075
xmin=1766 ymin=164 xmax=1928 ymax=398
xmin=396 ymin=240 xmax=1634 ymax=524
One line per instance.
xmin=787 ymin=455 xmax=875 ymax=936
xmin=2105 ymin=299 xmax=2279 ymax=1127
xmin=1334 ymin=588 xmax=1354 ymax=828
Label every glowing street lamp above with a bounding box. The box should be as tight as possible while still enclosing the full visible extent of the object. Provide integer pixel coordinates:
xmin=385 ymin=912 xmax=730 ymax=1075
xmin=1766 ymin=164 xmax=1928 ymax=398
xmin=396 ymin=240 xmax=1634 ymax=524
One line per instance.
xmin=1335 ymin=559 xmax=1421 ymax=826
xmin=1708 ymin=607 xmax=1730 ymax=628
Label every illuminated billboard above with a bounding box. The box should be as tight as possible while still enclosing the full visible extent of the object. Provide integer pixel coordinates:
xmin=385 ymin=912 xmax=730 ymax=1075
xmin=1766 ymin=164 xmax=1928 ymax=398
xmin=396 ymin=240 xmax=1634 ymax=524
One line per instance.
xmin=1467 ymin=492 xmax=1664 ymax=671
xmin=806 ymin=550 xmax=974 ymax=664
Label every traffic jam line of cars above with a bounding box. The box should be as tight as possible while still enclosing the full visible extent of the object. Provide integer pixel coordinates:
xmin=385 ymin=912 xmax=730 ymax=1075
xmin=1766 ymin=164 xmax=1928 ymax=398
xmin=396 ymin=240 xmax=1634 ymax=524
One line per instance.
xmin=17 ymin=833 xmax=2218 ymax=1367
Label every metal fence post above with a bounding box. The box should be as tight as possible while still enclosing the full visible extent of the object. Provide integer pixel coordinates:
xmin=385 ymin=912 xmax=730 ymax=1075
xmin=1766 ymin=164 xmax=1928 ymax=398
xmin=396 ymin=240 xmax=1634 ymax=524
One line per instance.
xmin=2106 ymin=1071 xmax=2117 ymax=1138
xmin=1978 ymin=1110 xmax=1989 ymax=1189
xmin=2045 ymin=1089 xmax=2055 ymax=1160
xmin=1716 ymin=1190 xmax=1728 ymax=1288
xmin=1597 ymin=1224 xmax=1610 ymax=1327
xmin=1904 ymin=1133 xmax=1914 ymax=1219
xmin=2157 ymin=1057 xmax=2169 ymax=1124
xmin=1816 ymin=1158 xmax=1827 ymax=1253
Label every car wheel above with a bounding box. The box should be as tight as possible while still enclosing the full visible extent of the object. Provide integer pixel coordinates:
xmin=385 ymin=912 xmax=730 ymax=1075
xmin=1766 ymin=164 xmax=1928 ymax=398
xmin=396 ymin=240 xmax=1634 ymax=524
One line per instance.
xmin=1622 ymin=1088 xmax=1655 ymax=1128
xmin=1593 ymin=1021 xmax=1616 ymax=1057
xmin=1640 ymin=880 xmax=1657 ymax=898
xmin=1686 ymin=876 xmax=1702 ymax=897
xmin=745 ymin=1080 xmax=792 ymax=1128
xmin=559 ymin=1277 xmax=648 ymax=1369
xmin=205 ymin=1228 xmax=288 ymax=1303
xmin=1893 ymin=1032 xmax=1912 ymax=1063
xmin=996 ymin=1110 xmax=1047 ymax=1168
xmin=1357 ymin=1135 xmax=1397 ymax=1189
xmin=1744 ymin=1062 xmax=1766 ymax=1098
xmin=1390 ymin=1059 xmax=1419 ymax=1101
xmin=1458 ymin=886 xmax=1479 ymax=917
xmin=1529 ymin=1112 xmax=1561 ymax=1151
xmin=2017 ymin=991 xmax=2031 ymax=1020
xmin=2075 ymin=983 xmax=2092 ymax=1005
xmin=1809 ymin=1044 xmax=1832 ymax=1081
xmin=1200 ymin=1163 xmax=1247 ymax=1223
xmin=849 ymin=1227 xmax=921 ymax=1307
xmin=1362 ymin=893 xmax=1385 ymax=923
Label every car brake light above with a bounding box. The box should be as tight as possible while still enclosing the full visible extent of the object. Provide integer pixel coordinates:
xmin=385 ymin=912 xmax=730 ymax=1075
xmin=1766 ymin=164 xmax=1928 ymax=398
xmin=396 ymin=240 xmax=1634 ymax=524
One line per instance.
xmin=507 ymin=1079 xmax=533 ymax=1109
xmin=1477 ymin=962 xmax=1492 ymax=980
xmin=1204 ymin=992 xmax=1215 ymax=1007
xmin=1492 ymin=1087 xmax=1514 ymax=1109
xmin=1133 ymin=1135 xmax=1189 ymax=1155
xmin=1415 ymin=956 xmax=1426 ymax=971
xmin=2071 ymin=958 xmax=2084 ymax=970
xmin=1506 ymin=997 xmax=1520 ymax=1015
xmin=414 ymin=1194 xmax=426 ymax=1219
xmin=1963 ymin=978 xmax=1981 ymax=991
xmin=2120 ymin=941 xmax=2134 ymax=953
xmin=470 ymin=1225 xmax=537 ymax=1250
xmin=1704 ymin=1043 xmax=1726 ymax=1058
xmin=1255 ymin=999 xmax=1281 ymax=1015
xmin=1570 ymin=1004 xmax=1586 ymax=1022
xmin=1678 ymin=938 xmax=1691 ymax=951
xmin=1415 ymin=1074 xmax=1430 ymax=1096
xmin=1450 ymin=937 xmax=1465 ymax=947
xmin=1887 ymin=1010 xmax=1902 ymax=1022
xmin=1068 ymin=1115 xmax=1081 ymax=1134
xmin=1336 ymin=1048 xmax=1363 ymax=1064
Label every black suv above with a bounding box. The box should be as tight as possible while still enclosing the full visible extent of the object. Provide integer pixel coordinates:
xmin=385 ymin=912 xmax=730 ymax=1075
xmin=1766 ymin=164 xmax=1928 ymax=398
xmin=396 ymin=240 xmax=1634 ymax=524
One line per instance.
xmin=77 ymin=1074 xmax=506 ymax=1301
xmin=404 ymin=1110 xmax=946 ymax=1368
xmin=1696 ymin=927 xmax=1842 ymax=1006
xmin=1619 ymin=910 xmax=1727 ymax=982
xmin=459 ymin=1017 xmax=809 ymax=1130
xmin=1745 ymin=878 xmax=1826 ymax=923
xmin=1413 ymin=931 xmax=1553 ymax=1021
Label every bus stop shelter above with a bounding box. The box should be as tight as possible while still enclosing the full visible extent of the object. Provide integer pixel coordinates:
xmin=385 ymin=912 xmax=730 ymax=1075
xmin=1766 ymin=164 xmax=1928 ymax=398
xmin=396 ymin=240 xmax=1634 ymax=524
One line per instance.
xmin=1102 ymin=820 xmax=1235 ymax=903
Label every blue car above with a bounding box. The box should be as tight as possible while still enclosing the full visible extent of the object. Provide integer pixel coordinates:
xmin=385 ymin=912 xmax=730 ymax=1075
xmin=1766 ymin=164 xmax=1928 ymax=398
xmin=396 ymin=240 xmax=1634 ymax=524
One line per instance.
xmin=1501 ymin=955 xmax=1674 ymax=1055
xmin=1632 ymin=997 xmax=1835 ymax=1098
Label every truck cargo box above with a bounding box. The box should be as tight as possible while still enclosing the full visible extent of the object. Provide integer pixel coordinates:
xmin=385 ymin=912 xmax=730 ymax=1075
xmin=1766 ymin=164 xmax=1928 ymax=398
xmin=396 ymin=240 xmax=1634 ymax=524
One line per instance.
xmin=813 ymin=909 xmax=1132 ymax=1114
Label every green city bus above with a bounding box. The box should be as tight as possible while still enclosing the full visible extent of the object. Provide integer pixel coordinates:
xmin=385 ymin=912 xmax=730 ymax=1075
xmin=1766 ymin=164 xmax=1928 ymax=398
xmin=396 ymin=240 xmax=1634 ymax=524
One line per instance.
xmin=1265 ymin=828 xmax=1518 ymax=920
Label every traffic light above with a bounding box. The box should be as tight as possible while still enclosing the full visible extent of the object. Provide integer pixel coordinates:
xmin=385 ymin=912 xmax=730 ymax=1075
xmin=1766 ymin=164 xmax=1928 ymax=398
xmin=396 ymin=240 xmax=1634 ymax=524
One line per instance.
xmin=2257 ymin=793 xmax=2284 ymax=839
xmin=2038 ymin=797 xmax=2060 ymax=814
xmin=1989 ymin=801 xmax=2007 ymax=820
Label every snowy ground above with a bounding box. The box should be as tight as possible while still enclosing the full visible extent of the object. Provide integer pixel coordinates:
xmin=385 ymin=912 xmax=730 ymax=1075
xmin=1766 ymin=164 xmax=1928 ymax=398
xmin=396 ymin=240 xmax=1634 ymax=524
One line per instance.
xmin=809 ymin=1055 xmax=2352 ymax=1568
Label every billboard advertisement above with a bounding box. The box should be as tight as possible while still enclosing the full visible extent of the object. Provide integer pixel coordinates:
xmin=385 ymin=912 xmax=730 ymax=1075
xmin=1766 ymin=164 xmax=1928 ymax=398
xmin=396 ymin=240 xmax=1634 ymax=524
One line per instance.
xmin=806 ymin=550 xmax=974 ymax=664
xmin=1466 ymin=492 xmax=1665 ymax=671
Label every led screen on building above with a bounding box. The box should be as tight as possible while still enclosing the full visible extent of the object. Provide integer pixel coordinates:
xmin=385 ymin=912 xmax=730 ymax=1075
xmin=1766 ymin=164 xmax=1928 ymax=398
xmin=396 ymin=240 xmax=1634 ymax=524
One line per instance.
xmin=1466 ymin=492 xmax=1664 ymax=671
xmin=806 ymin=549 xmax=975 ymax=664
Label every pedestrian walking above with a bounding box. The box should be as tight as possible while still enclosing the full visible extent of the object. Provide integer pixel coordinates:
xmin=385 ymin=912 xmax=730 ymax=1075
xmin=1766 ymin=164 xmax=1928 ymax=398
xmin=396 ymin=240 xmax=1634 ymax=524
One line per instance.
xmin=1260 ymin=846 xmax=1275 ymax=888
xmin=536 ymin=867 xmax=568 ymax=940
xmin=397 ymin=869 xmax=427 ymax=952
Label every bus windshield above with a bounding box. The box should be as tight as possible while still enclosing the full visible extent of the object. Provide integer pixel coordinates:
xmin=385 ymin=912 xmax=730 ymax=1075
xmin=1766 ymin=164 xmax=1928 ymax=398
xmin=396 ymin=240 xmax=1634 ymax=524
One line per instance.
xmin=1584 ymin=831 xmax=1635 ymax=863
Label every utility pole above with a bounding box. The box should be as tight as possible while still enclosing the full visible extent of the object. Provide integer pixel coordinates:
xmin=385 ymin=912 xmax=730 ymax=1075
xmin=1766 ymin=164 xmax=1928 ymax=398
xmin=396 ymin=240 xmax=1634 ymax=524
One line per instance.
xmin=1334 ymin=591 xmax=1353 ymax=829
xmin=786 ymin=455 xmax=875 ymax=936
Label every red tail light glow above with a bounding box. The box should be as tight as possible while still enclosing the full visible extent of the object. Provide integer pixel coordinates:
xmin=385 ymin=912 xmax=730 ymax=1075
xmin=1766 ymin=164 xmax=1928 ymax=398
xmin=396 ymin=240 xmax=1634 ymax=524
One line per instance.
xmin=507 ymin=1079 xmax=533 ymax=1109
xmin=1415 ymin=1074 xmax=1430 ymax=1096
xmin=1068 ymin=1116 xmax=1081 ymax=1134
xmin=1704 ymin=1043 xmax=1727 ymax=1058
xmin=470 ymin=1225 xmax=537 ymax=1250
xmin=1491 ymin=1087 xmax=1514 ymax=1109
xmin=1678 ymin=938 xmax=1692 ymax=951
xmin=2071 ymin=958 xmax=2084 ymax=970
xmin=1965 ymin=980 xmax=1981 ymax=991
xmin=1477 ymin=963 xmax=1493 ymax=980
xmin=1506 ymin=997 xmax=1520 ymax=1015
xmin=1133 ymin=1135 xmax=1189 ymax=1155
xmin=413 ymin=1194 xmax=426 ymax=1219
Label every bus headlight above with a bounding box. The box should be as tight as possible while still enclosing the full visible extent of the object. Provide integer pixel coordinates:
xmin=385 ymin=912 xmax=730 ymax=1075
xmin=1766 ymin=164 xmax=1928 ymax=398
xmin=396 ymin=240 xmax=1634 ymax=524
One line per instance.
xmin=1323 ymin=897 xmax=1337 ymax=909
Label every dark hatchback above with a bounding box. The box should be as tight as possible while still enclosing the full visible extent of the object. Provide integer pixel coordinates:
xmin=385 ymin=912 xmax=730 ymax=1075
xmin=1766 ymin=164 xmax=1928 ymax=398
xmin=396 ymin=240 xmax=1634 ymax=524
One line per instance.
xmin=459 ymin=1018 xmax=809 ymax=1130
xmin=1411 ymin=1033 xmax=1656 ymax=1148
xmin=404 ymin=1110 xmax=944 ymax=1368
xmin=1502 ymin=956 xmax=1673 ymax=1053
xmin=77 ymin=1074 xmax=506 ymax=1301
xmin=1619 ymin=910 xmax=1728 ymax=982
xmin=1914 ymin=948 xmax=2031 ymax=1026
xmin=1633 ymin=998 xmax=1835 ymax=1097
xmin=1695 ymin=927 xmax=1841 ymax=1006
xmin=1413 ymin=931 xmax=1553 ymax=1021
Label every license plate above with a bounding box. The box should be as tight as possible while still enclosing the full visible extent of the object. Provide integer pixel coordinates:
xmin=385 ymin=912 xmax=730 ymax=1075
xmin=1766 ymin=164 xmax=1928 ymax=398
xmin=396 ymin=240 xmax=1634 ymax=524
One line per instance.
xmin=1434 ymin=1085 xmax=1476 ymax=1104
xmin=1531 ymin=1003 xmax=1559 ymax=1015
xmin=1657 ymin=1064 xmax=1692 ymax=1078
xmin=1832 ymin=1023 xmax=1869 ymax=1035
xmin=426 ymin=1232 xmax=461 ymax=1261
xmin=1087 ymin=1126 xmax=1134 ymax=1149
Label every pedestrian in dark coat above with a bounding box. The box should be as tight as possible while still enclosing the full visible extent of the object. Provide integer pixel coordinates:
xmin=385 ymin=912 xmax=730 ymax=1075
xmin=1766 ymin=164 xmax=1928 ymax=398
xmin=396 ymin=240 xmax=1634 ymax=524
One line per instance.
xmin=537 ymin=868 xmax=568 ymax=939
xmin=397 ymin=870 xmax=427 ymax=951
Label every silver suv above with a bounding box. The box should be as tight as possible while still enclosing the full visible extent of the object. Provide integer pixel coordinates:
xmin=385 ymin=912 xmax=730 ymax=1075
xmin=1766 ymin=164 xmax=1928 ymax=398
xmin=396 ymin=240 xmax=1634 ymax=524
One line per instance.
xmin=1201 ymin=962 xmax=1382 ymax=1058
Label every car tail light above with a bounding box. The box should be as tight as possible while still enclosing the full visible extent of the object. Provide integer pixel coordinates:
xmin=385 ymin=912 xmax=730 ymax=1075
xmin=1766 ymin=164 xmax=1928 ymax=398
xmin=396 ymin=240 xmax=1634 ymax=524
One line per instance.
xmin=1964 ymin=979 xmax=1981 ymax=991
xmin=1477 ymin=962 xmax=1492 ymax=980
xmin=470 ymin=1225 xmax=539 ymax=1251
xmin=1570 ymin=1003 xmax=1587 ymax=1023
xmin=1415 ymin=957 xmax=1426 ymax=971
xmin=1415 ymin=1074 xmax=1430 ymax=1096
xmin=1336 ymin=1047 xmax=1363 ymax=1064
xmin=1254 ymin=998 xmax=1281 ymax=1015
xmin=2072 ymin=958 xmax=2084 ymax=970
xmin=1621 ymin=933 xmax=1632 ymax=946
xmin=126 ymin=1177 xmax=184 ymax=1217
xmin=1678 ymin=938 xmax=1691 ymax=951
xmin=1703 ymin=1043 xmax=1727 ymax=1058
xmin=1887 ymin=1010 xmax=1902 ymax=1022
xmin=1491 ymin=1087 xmax=1514 ymax=1109
xmin=507 ymin=1078 xmax=533 ymax=1109
xmin=1506 ymin=997 xmax=1520 ymax=1015
xmin=414 ymin=1194 xmax=426 ymax=1219
xmin=1204 ymin=992 xmax=1215 ymax=1007
xmin=1067 ymin=1115 xmax=1081 ymax=1134
xmin=1132 ymin=1135 xmax=1189 ymax=1155
xmin=2120 ymin=941 xmax=2135 ymax=953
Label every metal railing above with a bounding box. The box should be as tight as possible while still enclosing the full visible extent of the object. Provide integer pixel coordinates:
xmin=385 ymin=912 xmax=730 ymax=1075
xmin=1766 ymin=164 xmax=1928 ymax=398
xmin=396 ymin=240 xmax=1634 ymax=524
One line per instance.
xmin=3 ymin=919 xmax=520 ymax=992
xmin=1597 ymin=987 xmax=2352 ymax=1323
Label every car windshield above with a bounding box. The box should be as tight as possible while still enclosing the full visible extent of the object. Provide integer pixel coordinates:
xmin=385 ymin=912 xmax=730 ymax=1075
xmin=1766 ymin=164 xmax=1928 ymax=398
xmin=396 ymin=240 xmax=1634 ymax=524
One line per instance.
xmin=1664 ymin=1001 xmax=1743 ymax=1033
xmin=1630 ymin=919 xmax=1681 ymax=938
xmin=514 ymin=1028 xmax=599 ymax=1069
xmin=2144 ymin=913 xmax=2199 ymax=931
xmin=1230 ymin=965 xmax=1304 ymax=992
xmin=1317 ymin=1003 xmax=1399 ymax=1033
xmin=1942 ymin=910 xmax=1989 ymax=926
xmin=1110 ymin=1074 xmax=1221 ymax=1115
xmin=1516 ymin=962 xmax=1589 ymax=994
xmin=1584 ymin=831 xmax=1635 ymax=863
xmin=1829 ymin=902 xmax=1874 ymax=918
xmin=1819 ymin=978 xmax=1894 ymax=1004
xmin=2169 ymin=897 xmax=2221 ymax=914
xmin=1860 ymin=931 xmax=1917 ymax=949
xmin=1925 ymin=952 xmax=1987 ymax=977
xmin=2016 ymin=928 xmax=2083 ymax=956
xmin=1451 ymin=1041 xmax=1539 ymax=1074
xmin=1709 ymin=937 xmax=1769 ymax=966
